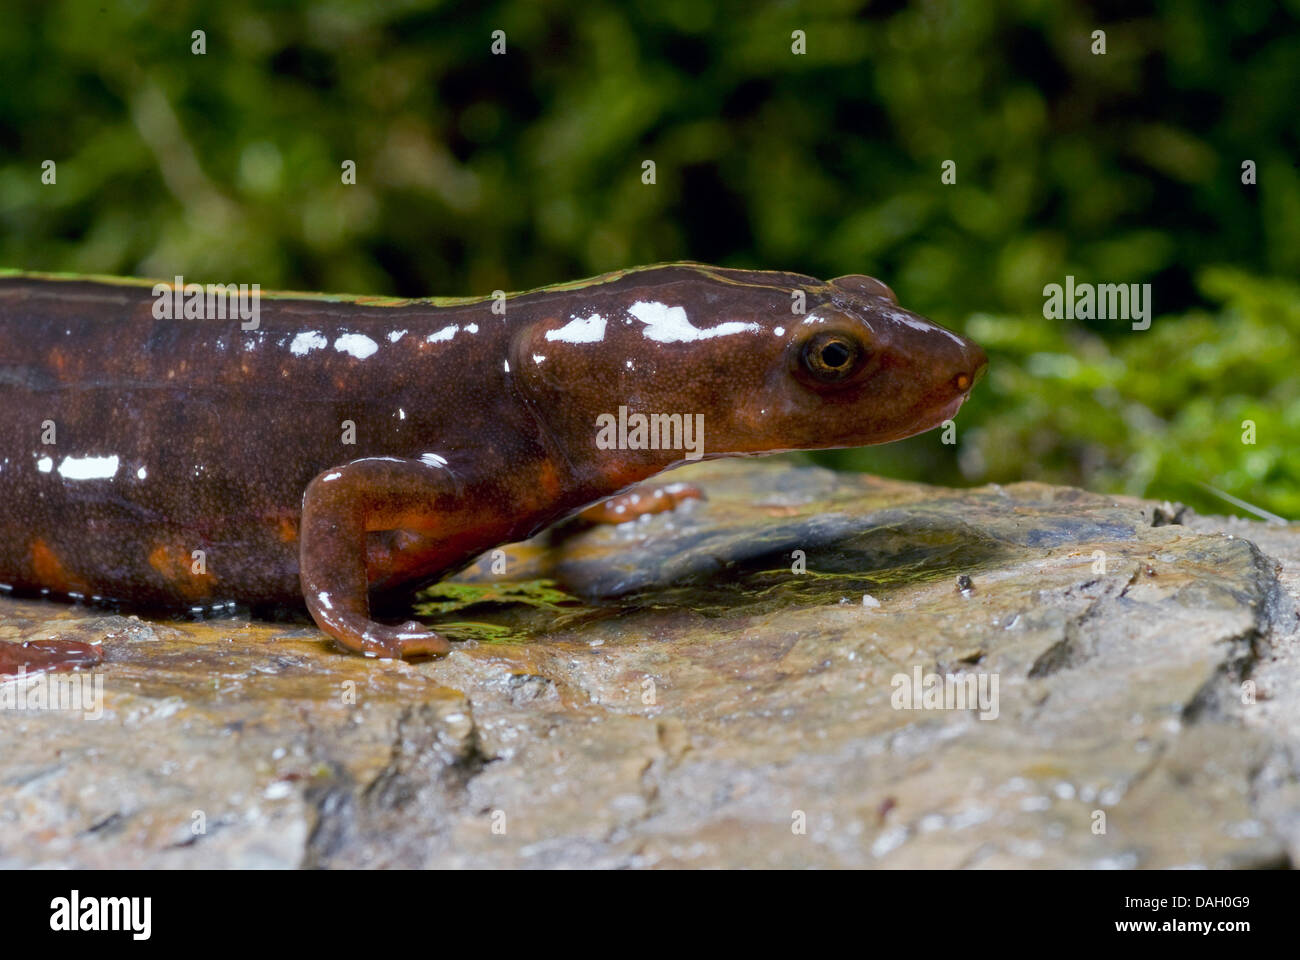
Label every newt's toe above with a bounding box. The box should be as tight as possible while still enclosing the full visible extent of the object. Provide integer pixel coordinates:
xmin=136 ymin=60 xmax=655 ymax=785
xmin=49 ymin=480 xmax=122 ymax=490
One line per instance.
xmin=390 ymin=621 xmax=452 ymax=659
xmin=347 ymin=620 xmax=452 ymax=659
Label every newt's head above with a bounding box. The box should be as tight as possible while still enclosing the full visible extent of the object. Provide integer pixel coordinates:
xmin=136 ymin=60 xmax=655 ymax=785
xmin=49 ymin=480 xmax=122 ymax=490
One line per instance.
xmin=729 ymin=272 xmax=989 ymax=452
xmin=515 ymin=264 xmax=986 ymax=474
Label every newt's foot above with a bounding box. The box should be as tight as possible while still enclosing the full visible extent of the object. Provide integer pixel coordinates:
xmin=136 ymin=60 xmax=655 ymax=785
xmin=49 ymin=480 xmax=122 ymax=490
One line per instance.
xmin=579 ymin=482 xmax=704 ymax=524
xmin=348 ymin=619 xmax=451 ymax=659
xmin=0 ymin=636 xmax=104 ymax=679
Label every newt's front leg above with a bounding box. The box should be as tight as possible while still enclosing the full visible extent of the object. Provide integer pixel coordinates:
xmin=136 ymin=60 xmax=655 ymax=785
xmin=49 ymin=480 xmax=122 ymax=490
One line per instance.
xmin=299 ymin=457 xmax=461 ymax=659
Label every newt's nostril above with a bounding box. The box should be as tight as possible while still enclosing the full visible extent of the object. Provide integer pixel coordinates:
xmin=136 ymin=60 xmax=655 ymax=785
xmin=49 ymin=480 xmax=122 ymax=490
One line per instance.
xmin=955 ymin=356 xmax=987 ymax=394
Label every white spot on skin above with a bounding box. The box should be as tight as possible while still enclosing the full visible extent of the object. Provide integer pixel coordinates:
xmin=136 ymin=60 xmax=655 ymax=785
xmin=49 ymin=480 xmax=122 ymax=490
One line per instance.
xmin=334 ymin=333 xmax=379 ymax=359
xmin=290 ymin=331 xmax=328 ymax=356
xmin=547 ymin=313 xmax=606 ymax=344
xmin=628 ymin=301 xmax=759 ymax=342
xmin=532 ymin=354 xmax=546 ymax=364
xmin=504 ymin=359 xmax=510 ymax=372
xmin=774 ymin=326 xmax=785 ymax=336
xmin=137 ymin=466 xmax=147 ymax=480
xmin=398 ymin=408 xmax=406 ymax=420
xmin=57 ymin=455 xmax=120 ymax=480
xmin=427 ymin=324 xmax=458 ymax=343
xmin=387 ymin=329 xmax=407 ymax=343
xmin=465 ymin=323 xmax=479 ymax=333
xmin=36 ymin=456 xmax=53 ymax=473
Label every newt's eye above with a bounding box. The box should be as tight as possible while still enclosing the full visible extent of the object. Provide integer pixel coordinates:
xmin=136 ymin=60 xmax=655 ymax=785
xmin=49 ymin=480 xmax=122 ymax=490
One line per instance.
xmin=801 ymin=332 xmax=863 ymax=383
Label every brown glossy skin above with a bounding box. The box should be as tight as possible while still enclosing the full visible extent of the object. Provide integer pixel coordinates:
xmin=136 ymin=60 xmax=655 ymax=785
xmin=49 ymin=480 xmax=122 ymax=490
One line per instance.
xmin=0 ymin=263 xmax=986 ymax=658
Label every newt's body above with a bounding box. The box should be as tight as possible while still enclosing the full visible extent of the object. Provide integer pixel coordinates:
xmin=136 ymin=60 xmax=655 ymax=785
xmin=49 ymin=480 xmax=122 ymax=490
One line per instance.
xmin=0 ymin=263 xmax=985 ymax=658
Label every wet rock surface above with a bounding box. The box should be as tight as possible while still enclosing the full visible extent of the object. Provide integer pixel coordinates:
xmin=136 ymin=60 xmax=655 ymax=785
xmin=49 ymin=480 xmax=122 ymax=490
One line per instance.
xmin=2 ymin=459 xmax=1298 ymax=868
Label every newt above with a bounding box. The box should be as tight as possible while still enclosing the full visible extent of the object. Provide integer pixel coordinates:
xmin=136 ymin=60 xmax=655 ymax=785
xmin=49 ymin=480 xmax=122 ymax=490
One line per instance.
xmin=0 ymin=263 xmax=986 ymax=658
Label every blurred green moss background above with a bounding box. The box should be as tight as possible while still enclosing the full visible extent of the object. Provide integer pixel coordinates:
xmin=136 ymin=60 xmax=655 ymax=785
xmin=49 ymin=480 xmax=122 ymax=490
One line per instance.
xmin=2 ymin=0 xmax=1298 ymax=516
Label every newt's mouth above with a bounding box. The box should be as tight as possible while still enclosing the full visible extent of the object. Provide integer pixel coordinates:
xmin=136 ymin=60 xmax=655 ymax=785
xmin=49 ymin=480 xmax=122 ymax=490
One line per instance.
xmin=904 ymin=384 xmax=974 ymax=440
xmin=870 ymin=390 xmax=972 ymax=445
xmin=936 ymin=390 xmax=970 ymax=423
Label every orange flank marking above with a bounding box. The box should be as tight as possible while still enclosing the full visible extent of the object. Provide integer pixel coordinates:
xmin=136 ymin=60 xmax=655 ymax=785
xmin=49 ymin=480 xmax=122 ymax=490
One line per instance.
xmin=276 ymin=515 xmax=298 ymax=543
xmin=537 ymin=460 xmax=563 ymax=499
xmin=47 ymin=348 xmax=70 ymax=377
xmin=369 ymin=509 xmax=441 ymax=533
xmin=146 ymin=544 xmax=171 ymax=577
xmin=601 ymin=459 xmax=656 ymax=493
xmin=30 ymin=539 xmax=88 ymax=594
xmin=147 ymin=542 xmax=214 ymax=599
